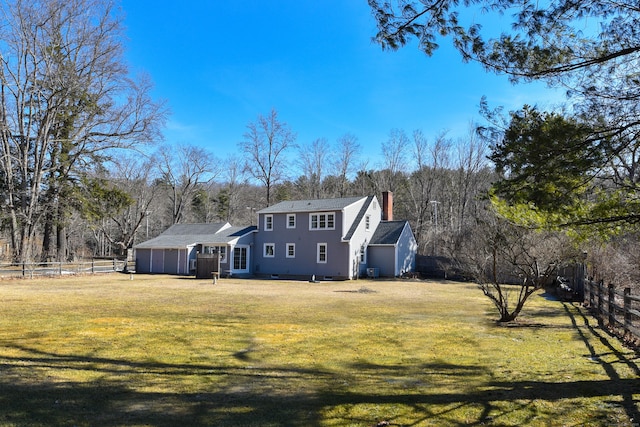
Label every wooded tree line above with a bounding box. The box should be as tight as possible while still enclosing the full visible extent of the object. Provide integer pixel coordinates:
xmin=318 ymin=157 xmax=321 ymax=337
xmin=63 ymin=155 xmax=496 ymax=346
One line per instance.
xmin=369 ymin=0 xmax=640 ymax=320
xmin=19 ymin=116 xmax=497 ymax=268
xmin=0 ymin=0 xmax=495 ymax=265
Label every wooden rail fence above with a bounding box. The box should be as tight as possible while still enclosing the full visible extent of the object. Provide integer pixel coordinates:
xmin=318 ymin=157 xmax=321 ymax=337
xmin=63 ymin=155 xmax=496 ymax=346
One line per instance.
xmin=0 ymin=259 xmax=130 ymax=279
xmin=583 ymin=280 xmax=640 ymax=344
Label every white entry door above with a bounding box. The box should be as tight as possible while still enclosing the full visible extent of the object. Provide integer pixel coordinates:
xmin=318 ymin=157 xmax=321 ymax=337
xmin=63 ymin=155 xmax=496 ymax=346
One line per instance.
xmin=232 ymin=245 xmax=249 ymax=274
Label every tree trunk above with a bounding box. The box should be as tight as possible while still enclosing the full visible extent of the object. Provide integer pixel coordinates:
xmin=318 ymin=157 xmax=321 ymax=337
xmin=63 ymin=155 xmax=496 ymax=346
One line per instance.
xmin=42 ymin=211 xmax=55 ymax=262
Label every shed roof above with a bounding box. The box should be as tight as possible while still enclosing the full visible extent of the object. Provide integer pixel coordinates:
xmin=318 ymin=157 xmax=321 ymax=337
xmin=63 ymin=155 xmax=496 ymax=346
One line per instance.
xmin=257 ymin=196 xmax=366 ymax=214
xmin=369 ymin=221 xmax=408 ymax=245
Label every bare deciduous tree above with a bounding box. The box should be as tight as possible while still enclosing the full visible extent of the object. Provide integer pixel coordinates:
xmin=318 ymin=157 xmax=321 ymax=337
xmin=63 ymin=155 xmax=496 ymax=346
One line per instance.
xmin=240 ymin=109 xmax=296 ymax=206
xmin=156 ymin=144 xmax=219 ymax=224
xmin=215 ymin=155 xmax=253 ymax=223
xmin=378 ymin=128 xmax=409 ymax=193
xmin=401 ymin=131 xmax=451 ymax=254
xmin=457 ymin=213 xmax=576 ymax=322
xmin=297 ymin=138 xmax=328 ymax=199
xmin=331 ymin=133 xmax=360 ymax=197
xmin=452 ymin=124 xmax=490 ymax=233
xmin=0 ymin=0 xmax=165 ymax=262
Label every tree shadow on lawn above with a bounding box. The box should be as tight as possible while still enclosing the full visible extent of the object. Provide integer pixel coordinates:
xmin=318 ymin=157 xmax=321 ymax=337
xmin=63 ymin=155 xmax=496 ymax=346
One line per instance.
xmin=562 ymin=302 xmax=640 ymax=425
xmin=0 ymin=335 xmax=638 ymax=426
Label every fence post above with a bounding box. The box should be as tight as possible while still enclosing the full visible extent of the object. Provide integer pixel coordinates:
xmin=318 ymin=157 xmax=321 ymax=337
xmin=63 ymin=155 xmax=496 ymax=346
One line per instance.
xmin=624 ymin=287 xmax=632 ymax=336
xmin=608 ymin=283 xmax=615 ymax=327
xmin=597 ymin=281 xmax=604 ymax=326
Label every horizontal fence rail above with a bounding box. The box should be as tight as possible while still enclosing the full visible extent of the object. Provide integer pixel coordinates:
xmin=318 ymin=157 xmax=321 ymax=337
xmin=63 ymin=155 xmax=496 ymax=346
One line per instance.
xmin=0 ymin=259 xmax=130 ymax=279
xmin=584 ymin=280 xmax=640 ymax=345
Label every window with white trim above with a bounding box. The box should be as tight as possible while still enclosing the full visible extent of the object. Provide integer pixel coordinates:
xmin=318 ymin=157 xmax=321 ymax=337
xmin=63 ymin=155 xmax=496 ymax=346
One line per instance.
xmin=317 ymin=243 xmax=327 ymax=263
xmin=286 ymin=243 xmax=295 ymax=258
xmin=309 ymin=213 xmax=335 ymax=230
xmin=286 ymin=214 xmax=296 ymax=229
xmin=264 ymin=243 xmax=275 ymax=258
xmin=264 ymin=214 xmax=273 ymax=231
xmin=365 ymin=215 xmax=371 ymax=231
xmin=203 ymin=246 xmax=227 ymax=263
xmin=233 ymin=246 xmax=247 ymax=270
xmin=360 ymin=244 xmax=366 ymax=263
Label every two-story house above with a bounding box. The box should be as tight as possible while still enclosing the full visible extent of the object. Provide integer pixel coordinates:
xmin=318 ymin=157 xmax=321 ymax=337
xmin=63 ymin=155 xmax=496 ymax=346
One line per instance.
xmin=134 ymin=192 xmax=417 ymax=280
xmin=252 ymin=192 xmax=416 ymax=280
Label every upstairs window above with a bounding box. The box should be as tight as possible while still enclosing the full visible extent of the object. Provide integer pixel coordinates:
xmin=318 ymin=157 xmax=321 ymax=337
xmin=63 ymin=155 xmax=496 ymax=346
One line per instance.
xmin=310 ymin=213 xmax=335 ymax=230
xmin=287 ymin=214 xmax=296 ymax=229
xmin=365 ymin=215 xmax=371 ymax=231
xmin=264 ymin=214 xmax=273 ymax=231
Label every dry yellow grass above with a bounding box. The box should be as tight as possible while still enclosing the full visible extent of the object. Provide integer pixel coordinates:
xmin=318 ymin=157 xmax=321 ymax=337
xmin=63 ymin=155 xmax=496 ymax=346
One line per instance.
xmin=0 ymin=273 xmax=638 ymax=426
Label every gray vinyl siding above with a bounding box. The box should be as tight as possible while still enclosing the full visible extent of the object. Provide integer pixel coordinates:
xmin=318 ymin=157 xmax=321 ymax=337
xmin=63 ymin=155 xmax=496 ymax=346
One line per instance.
xmin=136 ymin=249 xmax=152 ymax=273
xmin=164 ymin=249 xmax=179 ymax=274
xmin=368 ymin=246 xmax=396 ymax=277
xmin=151 ymin=249 xmax=164 ymax=273
xmin=396 ymin=223 xmax=417 ymax=275
xmin=342 ymin=198 xmax=381 ymax=278
xmin=368 ymin=223 xmax=417 ymax=277
xmin=253 ymin=210 xmax=350 ymax=278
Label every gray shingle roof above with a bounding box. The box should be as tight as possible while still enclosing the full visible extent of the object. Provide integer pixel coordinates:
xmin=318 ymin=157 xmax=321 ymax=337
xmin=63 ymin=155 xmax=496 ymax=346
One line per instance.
xmin=134 ymin=223 xmax=256 ymax=249
xmin=257 ymin=196 xmax=366 ymax=214
xmin=369 ymin=221 xmax=408 ymax=245
xmin=158 ymin=223 xmax=229 ymax=236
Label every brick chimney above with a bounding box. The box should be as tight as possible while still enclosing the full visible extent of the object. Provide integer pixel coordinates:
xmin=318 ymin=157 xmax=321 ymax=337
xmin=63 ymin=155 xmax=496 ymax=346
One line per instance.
xmin=382 ymin=191 xmax=393 ymax=221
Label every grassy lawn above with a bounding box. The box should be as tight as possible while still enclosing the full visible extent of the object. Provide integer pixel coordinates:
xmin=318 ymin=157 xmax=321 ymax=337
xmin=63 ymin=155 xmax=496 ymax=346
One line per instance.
xmin=0 ymin=274 xmax=638 ymax=426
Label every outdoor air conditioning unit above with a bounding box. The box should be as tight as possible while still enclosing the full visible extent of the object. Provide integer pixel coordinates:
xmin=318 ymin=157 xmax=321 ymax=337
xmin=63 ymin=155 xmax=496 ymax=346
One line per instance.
xmin=367 ymin=267 xmax=379 ymax=278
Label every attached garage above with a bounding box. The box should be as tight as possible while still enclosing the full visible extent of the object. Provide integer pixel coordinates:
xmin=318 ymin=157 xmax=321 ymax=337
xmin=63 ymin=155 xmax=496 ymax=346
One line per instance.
xmin=134 ymin=223 xmax=256 ymax=277
xmin=135 ymin=246 xmax=192 ymax=275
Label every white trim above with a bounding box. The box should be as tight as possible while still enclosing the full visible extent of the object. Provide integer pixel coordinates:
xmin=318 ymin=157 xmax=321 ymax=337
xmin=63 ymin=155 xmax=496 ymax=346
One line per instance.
xmin=286 ymin=243 xmax=296 ymax=258
xmin=264 ymin=214 xmax=273 ymax=231
xmin=232 ymin=245 xmax=250 ymax=273
xmin=317 ymin=243 xmax=327 ymax=263
xmin=264 ymin=243 xmax=275 ymax=258
xmin=286 ymin=214 xmax=296 ymax=229
xmin=309 ymin=212 xmax=335 ymax=230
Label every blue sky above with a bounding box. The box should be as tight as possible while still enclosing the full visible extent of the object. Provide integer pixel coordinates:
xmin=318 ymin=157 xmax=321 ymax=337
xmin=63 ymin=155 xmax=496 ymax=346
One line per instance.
xmin=120 ymin=0 xmax=564 ymax=167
